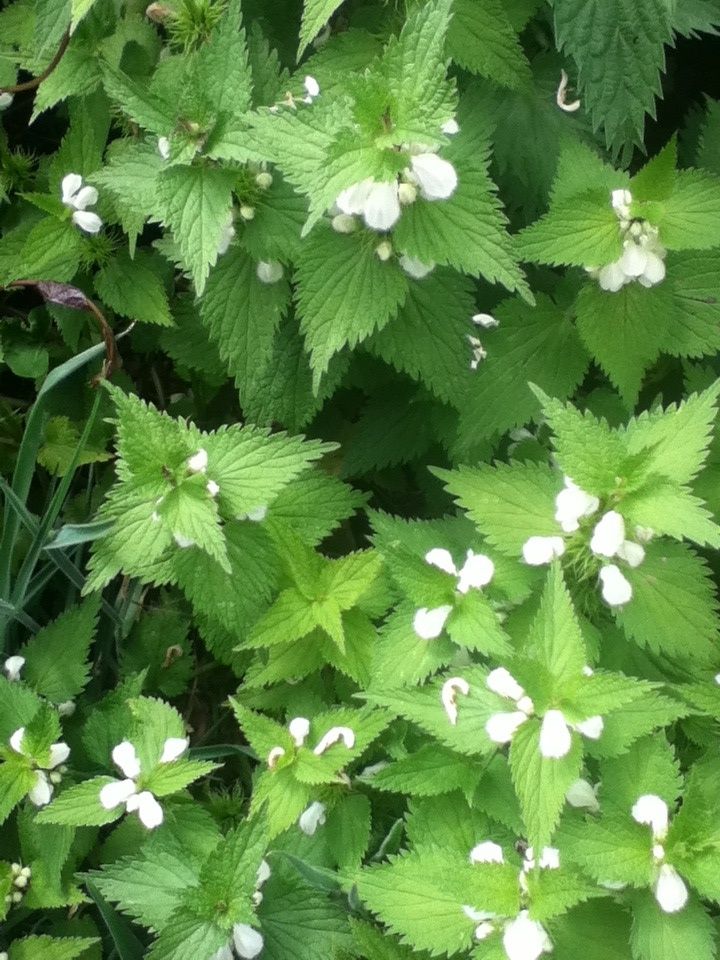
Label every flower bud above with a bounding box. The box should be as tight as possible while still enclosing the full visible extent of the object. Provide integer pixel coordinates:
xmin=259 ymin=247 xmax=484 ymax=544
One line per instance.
xmin=375 ymin=240 xmax=393 ymax=261
xmin=331 ymin=213 xmax=357 ymax=233
xmin=239 ymin=204 xmax=256 ymax=221
xmin=398 ymin=181 xmax=417 ymax=205
xmin=255 ymin=171 xmax=273 ymax=190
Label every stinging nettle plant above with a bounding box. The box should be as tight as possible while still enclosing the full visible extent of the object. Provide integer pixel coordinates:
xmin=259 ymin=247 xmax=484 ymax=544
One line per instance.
xmin=2 ymin=1 xmax=720 ymax=960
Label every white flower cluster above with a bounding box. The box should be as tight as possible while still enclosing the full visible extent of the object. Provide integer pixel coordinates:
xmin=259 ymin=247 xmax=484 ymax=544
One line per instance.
xmin=586 ymin=189 xmax=666 ymax=293
xmin=99 ymin=737 xmax=188 ymax=829
xmin=61 ymin=173 xmax=102 ymax=234
xmin=331 ymin=121 xmax=459 ymax=235
xmin=267 ymin=718 xmax=355 ymax=771
xmin=413 ymin=547 xmax=495 ymax=639
xmin=632 ymin=794 xmax=688 ymax=913
xmin=9 ymin=728 xmax=69 ymax=806
xmin=4 ymin=863 xmax=31 ymax=910
xmin=484 ymin=667 xmax=603 ymax=758
xmin=522 ymin=476 xmax=651 ymax=607
xmin=465 ymin=840 xmax=557 ymax=960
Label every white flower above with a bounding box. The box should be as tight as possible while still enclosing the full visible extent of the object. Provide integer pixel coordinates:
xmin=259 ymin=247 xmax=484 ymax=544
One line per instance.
xmin=217 ymin=211 xmax=236 ymax=255
xmin=399 ymin=254 xmax=435 ymax=279
xmin=207 ymin=480 xmax=220 ymax=498
xmin=539 ymin=710 xmax=572 ymax=759
xmin=298 ymin=800 xmax=326 ymax=835
xmin=159 ymin=737 xmax=188 ymax=763
xmin=486 ymin=710 xmax=529 ymax=744
xmin=654 ymin=864 xmax=688 ymax=913
xmin=441 ymin=676 xmax=470 ymax=725
xmin=256 ymin=260 xmax=284 ymax=284
xmin=157 ymin=136 xmax=171 ymax=160
xmin=566 ymin=778 xmax=600 ymax=811
xmin=611 ymin=188 xmax=633 ymax=218
xmin=413 ymin=605 xmax=452 ymax=639
xmin=58 ymin=700 xmax=76 ymax=717
xmin=599 ymin=564 xmax=632 ymax=606
xmin=9 ymin=728 xmax=69 ymax=807
xmin=337 ymin=179 xmax=401 ymax=231
xmin=4 ymin=655 xmax=24 ymax=681
xmin=635 ymin=525 xmax=654 ymax=543
xmin=522 ymin=535 xmax=565 ymax=565
xmin=313 ymin=726 xmax=355 ymax=755
xmin=425 ymin=546 xmax=494 ymax=592
xmin=486 ymin=667 xmax=525 ymax=703
xmin=556 ymin=69 xmax=580 ymax=112
xmin=304 ymin=75 xmax=320 ymax=100
xmin=632 ymin=794 xmax=669 ymax=840
xmin=187 ymin=448 xmax=208 ymax=473
xmin=99 ymin=738 xmax=183 ymax=829
xmin=61 ymin=173 xmax=102 ymax=234
xmin=408 ymin=153 xmax=458 ymax=200
xmin=616 ymin=540 xmax=645 ymax=567
xmin=502 ymin=911 xmax=552 ymax=960
xmin=442 ymin=118 xmax=460 ymax=135
xmin=288 ymin=716 xmax=310 ymax=747
xmin=456 ymin=551 xmax=495 ymax=592
xmin=590 ymin=511 xmax=625 ymax=557
xmin=472 ymin=312 xmax=499 ymax=328
xmin=267 ymin=746 xmax=286 ymax=768
xmin=233 ymin=923 xmax=265 ymax=958
xmin=470 ymin=841 xmax=504 ymax=864
xmin=331 ymin=213 xmax=357 ymax=233
xmin=474 ymin=921 xmax=495 ymax=940
xmin=425 ymin=547 xmax=457 ymax=575
xmin=575 ymin=715 xmax=603 ymax=740
xmin=554 ymin=477 xmax=599 ymax=533
xmin=588 ymin=192 xmax=666 ymax=292
xmin=0 ymin=92 xmax=13 ymax=110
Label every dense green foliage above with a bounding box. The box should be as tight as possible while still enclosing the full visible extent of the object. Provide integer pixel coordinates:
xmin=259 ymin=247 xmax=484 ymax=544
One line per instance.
xmin=2 ymin=1 xmax=720 ymax=959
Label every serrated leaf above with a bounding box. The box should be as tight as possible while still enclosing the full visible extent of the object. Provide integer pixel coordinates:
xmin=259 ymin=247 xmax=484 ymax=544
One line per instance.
xmin=94 ymin=250 xmax=172 ymax=327
xmin=156 ymin=165 xmax=236 ymax=294
xmin=299 ymin=0 xmax=345 ymax=56
xmin=20 ymin=598 xmax=98 ymax=703
xmin=447 ymin=0 xmax=530 ymax=88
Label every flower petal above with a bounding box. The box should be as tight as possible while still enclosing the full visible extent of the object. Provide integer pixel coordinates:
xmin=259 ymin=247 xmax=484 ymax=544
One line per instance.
xmin=72 ymin=185 xmax=98 ymax=210
xmin=99 ymin=778 xmax=137 ymax=810
xmin=61 ymin=173 xmax=83 ymax=205
xmin=72 ymin=210 xmax=103 ymax=234
xmin=363 ymin=181 xmax=401 ymax=231
xmin=655 ymin=864 xmax=688 ymax=913
xmin=298 ymin=800 xmax=326 ymax=835
xmin=128 ymin=790 xmax=164 ymax=829
xmin=28 ymin=771 xmax=53 ymax=807
xmin=539 ymin=710 xmax=572 ymax=759
xmin=412 ymin=605 xmax=452 ymax=639
xmin=233 ymin=924 xmax=264 ymax=959
xmin=112 ymin=741 xmax=141 ymax=779
xmin=48 ymin=741 xmax=70 ymax=768
xmin=424 ymin=547 xmax=457 ymax=575
xmin=410 ymin=153 xmax=458 ymax=200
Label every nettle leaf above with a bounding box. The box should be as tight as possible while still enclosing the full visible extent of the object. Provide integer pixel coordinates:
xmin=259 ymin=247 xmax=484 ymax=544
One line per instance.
xmin=299 ymin=0 xmax=345 ymax=56
xmin=447 ymin=0 xmax=531 ymax=88
xmin=20 ymin=596 xmax=99 ymax=703
xmin=659 ymin=169 xmax=720 ymax=250
xmin=574 ymin=280 xmax=675 ymax=405
xmin=199 ymin=246 xmax=289 ymax=396
xmin=295 ymin=225 xmax=409 ymax=385
xmin=553 ymin=0 xmax=673 ymax=151
xmin=509 ymin=718 xmax=583 ymax=849
xmin=8 ymin=936 xmax=99 ymax=960
xmin=94 ymin=250 xmax=173 ymax=327
xmin=515 ymin=193 xmax=622 ymax=269
xmin=156 ymin=165 xmax=236 ymax=295
xmin=615 ymin=540 xmax=720 ymax=663
xmin=628 ymin=889 xmax=716 ymax=960
xmin=458 ymin=295 xmax=590 ymax=442
xmin=436 ymin=461 xmax=559 ymax=556
xmin=357 ymin=850 xmax=517 ymax=957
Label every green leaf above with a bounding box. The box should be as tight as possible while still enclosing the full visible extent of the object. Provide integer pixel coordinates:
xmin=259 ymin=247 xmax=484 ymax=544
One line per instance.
xmin=146 ymin=916 xmax=228 ymax=960
xmin=436 ymin=461 xmax=559 ymax=556
xmin=553 ymin=0 xmax=673 ymax=151
xmin=199 ymin=246 xmax=289 ymax=395
xmin=447 ymin=0 xmax=530 ymax=88
xmin=299 ymin=0 xmax=345 ymax=55
xmin=101 ymin=64 xmax=176 ymax=136
xmin=258 ymin=871 xmax=352 ymax=960
xmin=87 ymin=846 xmax=198 ymax=932
xmin=357 ymin=851 xmax=518 ymax=957
xmin=9 ymin=936 xmax=99 ymax=960
xmin=515 ymin=194 xmax=622 ymax=268
xmin=528 ymin=566 xmax=587 ymax=687
xmin=458 ymin=295 xmax=590 ymax=441
xmin=20 ymin=597 xmax=98 ymax=703
xmin=660 ymin=169 xmax=720 ymax=250
xmin=368 ymin=744 xmax=482 ymax=798
xmin=629 ymin=890 xmax=716 ymax=960
xmin=35 ymin=777 xmax=123 ymax=827
xmin=0 ymin=759 xmax=37 ymax=825
xmin=295 ymin=226 xmax=409 ymax=384
xmin=616 ymin=541 xmax=720 ymax=663
xmin=509 ymin=718 xmax=583 ymax=848
xmin=94 ymin=250 xmax=172 ymax=327
xmin=86 ymin=879 xmax=146 ymax=960
xmin=156 ymin=165 xmax=236 ymax=295
xmin=575 ymin=280 xmax=675 ymax=405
